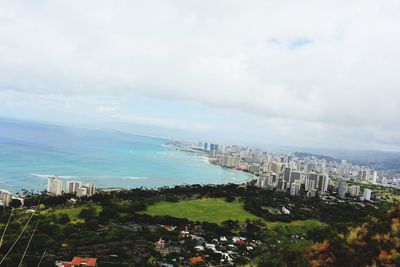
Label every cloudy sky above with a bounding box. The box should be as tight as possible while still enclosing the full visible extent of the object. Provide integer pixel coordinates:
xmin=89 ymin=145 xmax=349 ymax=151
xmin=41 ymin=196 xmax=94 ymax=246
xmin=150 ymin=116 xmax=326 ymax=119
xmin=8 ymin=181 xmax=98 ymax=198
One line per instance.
xmin=1 ymin=0 xmax=400 ymax=151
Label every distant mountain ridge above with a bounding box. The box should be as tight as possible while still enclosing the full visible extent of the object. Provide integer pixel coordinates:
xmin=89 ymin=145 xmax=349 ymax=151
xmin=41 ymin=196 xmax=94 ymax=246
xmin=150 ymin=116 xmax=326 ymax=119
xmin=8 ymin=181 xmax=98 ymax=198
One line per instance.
xmin=294 ymin=149 xmax=400 ymax=172
xmin=293 ymin=151 xmax=339 ymax=163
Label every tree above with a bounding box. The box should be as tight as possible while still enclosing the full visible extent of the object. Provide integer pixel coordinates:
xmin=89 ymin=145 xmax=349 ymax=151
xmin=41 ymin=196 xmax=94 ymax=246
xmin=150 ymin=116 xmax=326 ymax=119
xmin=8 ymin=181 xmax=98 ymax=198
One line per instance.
xmin=10 ymin=198 xmax=23 ymax=208
xmin=99 ymin=206 xmax=119 ymax=221
xmin=58 ymin=213 xmax=70 ymax=224
xmin=78 ymin=206 xmax=97 ymax=221
xmin=225 ymin=196 xmax=235 ymax=202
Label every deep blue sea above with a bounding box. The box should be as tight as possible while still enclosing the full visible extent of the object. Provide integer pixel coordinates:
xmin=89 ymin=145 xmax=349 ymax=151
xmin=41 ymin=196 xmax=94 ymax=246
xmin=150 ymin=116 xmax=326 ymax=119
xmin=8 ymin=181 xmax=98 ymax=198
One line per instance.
xmin=0 ymin=118 xmax=254 ymax=193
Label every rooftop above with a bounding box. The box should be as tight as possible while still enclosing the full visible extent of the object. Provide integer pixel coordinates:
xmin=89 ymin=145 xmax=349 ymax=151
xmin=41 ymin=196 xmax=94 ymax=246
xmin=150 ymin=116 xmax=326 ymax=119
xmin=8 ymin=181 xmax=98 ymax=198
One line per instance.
xmin=70 ymin=257 xmax=97 ymax=267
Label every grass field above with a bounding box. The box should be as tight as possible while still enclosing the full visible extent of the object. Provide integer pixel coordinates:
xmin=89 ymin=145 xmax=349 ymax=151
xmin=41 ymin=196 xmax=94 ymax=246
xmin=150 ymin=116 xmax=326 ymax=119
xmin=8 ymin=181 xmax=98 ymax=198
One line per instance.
xmin=141 ymin=198 xmax=325 ymax=231
xmin=266 ymin=219 xmax=325 ymax=233
xmin=50 ymin=205 xmax=101 ymax=221
xmin=140 ymin=198 xmax=261 ymax=224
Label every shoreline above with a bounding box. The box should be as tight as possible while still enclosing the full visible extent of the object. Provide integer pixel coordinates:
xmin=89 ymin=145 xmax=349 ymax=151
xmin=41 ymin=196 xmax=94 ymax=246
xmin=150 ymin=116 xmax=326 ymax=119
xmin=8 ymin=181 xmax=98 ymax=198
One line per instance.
xmin=168 ymin=143 xmax=256 ymax=183
xmin=1 ymin=142 xmax=256 ymax=194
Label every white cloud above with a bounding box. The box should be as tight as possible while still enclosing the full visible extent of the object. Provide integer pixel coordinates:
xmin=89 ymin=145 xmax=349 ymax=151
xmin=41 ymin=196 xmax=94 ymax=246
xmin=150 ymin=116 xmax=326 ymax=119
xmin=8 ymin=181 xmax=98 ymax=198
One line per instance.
xmin=95 ymin=102 xmax=209 ymax=131
xmin=0 ymin=0 xmax=400 ymax=150
xmin=0 ymin=90 xmax=208 ymax=133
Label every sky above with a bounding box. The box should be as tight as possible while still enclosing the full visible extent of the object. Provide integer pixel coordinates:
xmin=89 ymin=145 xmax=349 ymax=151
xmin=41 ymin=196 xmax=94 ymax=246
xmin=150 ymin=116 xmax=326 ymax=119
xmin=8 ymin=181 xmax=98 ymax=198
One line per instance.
xmin=0 ymin=0 xmax=400 ymax=151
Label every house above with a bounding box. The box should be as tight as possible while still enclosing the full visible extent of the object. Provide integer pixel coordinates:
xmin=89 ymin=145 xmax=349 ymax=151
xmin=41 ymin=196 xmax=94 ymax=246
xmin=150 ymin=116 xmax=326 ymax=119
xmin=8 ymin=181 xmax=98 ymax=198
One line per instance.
xmin=190 ymin=256 xmax=204 ymax=265
xmin=194 ymin=245 xmax=204 ymax=251
xmin=235 ymin=239 xmax=247 ymax=246
xmin=205 ymin=243 xmax=216 ymax=250
xmin=57 ymin=257 xmax=97 ymax=267
xmin=219 ymin=236 xmax=228 ymax=242
xmin=160 ymin=225 xmax=177 ymax=231
xmin=190 ymin=235 xmax=206 ymax=245
xmin=232 ymin=237 xmax=247 ymax=246
xmin=180 ymin=230 xmax=190 ymax=238
xmin=282 ymin=206 xmax=291 ymax=215
xmin=155 ymin=237 xmax=166 ymax=250
xmin=156 ymin=262 xmax=174 ymax=267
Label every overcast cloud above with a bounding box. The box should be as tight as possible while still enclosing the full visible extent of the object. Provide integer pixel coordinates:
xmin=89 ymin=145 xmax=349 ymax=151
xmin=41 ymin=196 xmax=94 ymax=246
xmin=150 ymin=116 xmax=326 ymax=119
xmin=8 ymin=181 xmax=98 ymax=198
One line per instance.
xmin=0 ymin=0 xmax=400 ymax=150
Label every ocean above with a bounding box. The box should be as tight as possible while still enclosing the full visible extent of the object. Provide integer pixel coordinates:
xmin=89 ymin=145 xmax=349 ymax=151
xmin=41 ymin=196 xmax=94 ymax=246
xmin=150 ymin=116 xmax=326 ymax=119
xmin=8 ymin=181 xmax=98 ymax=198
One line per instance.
xmin=0 ymin=118 xmax=254 ymax=193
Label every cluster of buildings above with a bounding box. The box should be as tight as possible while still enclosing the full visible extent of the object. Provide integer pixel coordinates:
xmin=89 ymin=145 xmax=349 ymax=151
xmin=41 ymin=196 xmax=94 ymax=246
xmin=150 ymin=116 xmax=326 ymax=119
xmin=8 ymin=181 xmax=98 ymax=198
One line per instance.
xmin=195 ymin=141 xmax=381 ymax=201
xmin=154 ymin=225 xmax=263 ymax=266
xmin=338 ymin=180 xmax=372 ymax=201
xmin=0 ymin=176 xmax=96 ymax=208
xmin=47 ymin=176 xmax=96 ymax=197
xmin=254 ymin=161 xmax=330 ymax=198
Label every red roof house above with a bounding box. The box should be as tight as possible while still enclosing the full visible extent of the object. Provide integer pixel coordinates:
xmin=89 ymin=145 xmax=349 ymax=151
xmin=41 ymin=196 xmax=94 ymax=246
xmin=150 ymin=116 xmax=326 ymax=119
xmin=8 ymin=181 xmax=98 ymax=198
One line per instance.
xmin=64 ymin=257 xmax=97 ymax=267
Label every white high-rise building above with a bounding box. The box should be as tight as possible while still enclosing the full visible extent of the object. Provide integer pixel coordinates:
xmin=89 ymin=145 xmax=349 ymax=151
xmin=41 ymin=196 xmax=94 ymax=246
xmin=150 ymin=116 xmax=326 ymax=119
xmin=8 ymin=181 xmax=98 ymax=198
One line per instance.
xmin=290 ymin=180 xmax=301 ymax=196
xmin=249 ymin=164 xmax=261 ymax=174
xmin=77 ymin=187 xmax=88 ymax=197
xmin=47 ymin=176 xmax=63 ymax=196
xmin=256 ymin=173 xmax=276 ymax=189
xmin=66 ymin=181 xmax=82 ymax=194
xmin=289 ymin=171 xmax=302 ymax=186
xmin=305 ymin=179 xmax=315 ymax=192
xmin=348 ymin=185 xmax=360 ymax=197
xmin=256 ymin=176 xmax=265 ymax=188
xmin=220 ymin=156 xmax=240 ymax=168
xmin=372 ymin=171 xmax=378 ymax=184
xmin=361 ymin=169 xmax=370 ymax=181
xmin=317 ymin=175 xmax=329 ymax=194
xmin=0 ymin=190 xmax=12 ymax=207
xmin=363 ymin=188 xmax=372 ymax=201
xmin=81 ymin=183 xmax=96 ymax=196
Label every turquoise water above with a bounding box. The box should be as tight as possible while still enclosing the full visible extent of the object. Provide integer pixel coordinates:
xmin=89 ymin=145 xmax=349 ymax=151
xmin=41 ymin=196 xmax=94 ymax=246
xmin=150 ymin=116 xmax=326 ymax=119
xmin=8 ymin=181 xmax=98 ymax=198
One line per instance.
xmin=0 ymin=118 xmax=254 ymax=193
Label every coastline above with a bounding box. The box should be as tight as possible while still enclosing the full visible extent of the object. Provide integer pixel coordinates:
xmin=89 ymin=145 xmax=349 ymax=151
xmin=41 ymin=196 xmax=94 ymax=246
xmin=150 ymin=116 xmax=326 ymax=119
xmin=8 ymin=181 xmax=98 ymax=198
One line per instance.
xmin=0 ymin=122 xmax=255 ymax=193
xmin=167 ymin=143 xmax=256 ymax=184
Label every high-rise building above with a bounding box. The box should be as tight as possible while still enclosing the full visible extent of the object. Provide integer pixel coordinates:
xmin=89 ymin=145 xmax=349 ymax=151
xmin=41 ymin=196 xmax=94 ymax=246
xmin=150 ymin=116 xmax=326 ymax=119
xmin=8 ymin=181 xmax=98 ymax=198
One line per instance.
xmin=270 ymin=162 xmax=283 ymax=175
xmin=363 ymin=188 xmax=372 ymax=201
xmin=209 ymin=150 xmax=217 ymax=158
xmin=290 ymin=180 xmax=301 ymax=196
xmin=203 ymin=143 xmax=208 ymax=151
xmin=81 ymin=183 xmax=96 ymax=196
xmin=361 ymin=169 xmax=370 ymax=181
xmin=283 ymin=167 xmax=291 ymax=183
xmin=265 ymin=175 xmax=274 ymax=189
xmin=307 ymin=173 xmax=318 ymax=182
xmin=249 ymin=164 xmax=261 ymax=174
xmin=277 ymin=178 xmax=285 ymax=191
xmin=66 ymin=181 xmax=82 ymax=194
xmin=372 ymin=171 xmax=378 ymax=184
xmin=47 ymin=176 xmax=63 ymax=196
xmin=256 ymin=176 xmax=265 ymax=188
xmin=210 ymin=143 xmax=219 ymax=151
xmin=348 ymin=185 xmax=360 ymax=197
xmin=220 ymin=156 xmax=240 ymax=168
xmin=337 ymin=179 xmax=347 ymax=199
xmin=289 ymin=160 xmax=297 ymax=170
xmin=289 ymin=171 xmax=301 ymax=186
xmin=0 ymin=190 xmax=12 ymax=207
xmin=77 ymin=187 xmax=88 ymax=197
xmin=317 ymin=175 xmax=329 ymax=194
xmin=256 ymin=173 xmax=277 ymax=190
xmin=305 ymin=163 xmax=314 ymax=172
xmin=305 ymin=179 xmax=316 ymax=191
